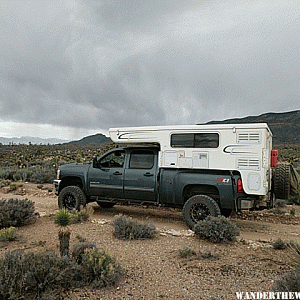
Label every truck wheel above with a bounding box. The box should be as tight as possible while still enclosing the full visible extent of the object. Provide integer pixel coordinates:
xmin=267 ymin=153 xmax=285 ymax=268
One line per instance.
xmin=96 ymin=201 xmax=116 ymax=208
xmin=274 ymin=162 xmax=291 ymax=200
xmin=58 ymin=186 xmax=86 ymax=211
xmin=183 ymin=195 xmax=221 ymax=229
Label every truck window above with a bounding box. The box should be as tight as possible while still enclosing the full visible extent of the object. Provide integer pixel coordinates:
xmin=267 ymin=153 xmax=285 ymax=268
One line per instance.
xmin=171 ymin=133 xmax=219 ymax=148
xmin=129 ymin=150 xmax=154 ymax=169
xmin=100 ymin=150 xmax=125 ymax=168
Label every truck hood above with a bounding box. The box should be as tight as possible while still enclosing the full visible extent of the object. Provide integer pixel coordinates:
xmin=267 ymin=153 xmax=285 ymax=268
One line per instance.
xmin=59 ymin=163 xmax=91 ymax=177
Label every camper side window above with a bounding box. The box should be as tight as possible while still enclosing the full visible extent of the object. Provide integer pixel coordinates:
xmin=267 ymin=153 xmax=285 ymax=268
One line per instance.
xmin=171 ymin=133 xmax=219 ymax=148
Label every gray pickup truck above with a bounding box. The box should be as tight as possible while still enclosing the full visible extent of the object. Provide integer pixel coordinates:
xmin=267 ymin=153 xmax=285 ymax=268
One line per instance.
xmin=54 ymin=146 xmax=251 ymax=229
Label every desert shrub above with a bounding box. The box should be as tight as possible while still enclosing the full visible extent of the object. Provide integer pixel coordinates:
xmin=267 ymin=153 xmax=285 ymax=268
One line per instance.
xmin=71 ymin=206 xmax=94 ymax=224
xmin=288 ymin=241 xmax=300 ymax=266
xmin=30 ymin=166 xmax=56 ymax=184
xmin=75 ymin=234 xmax=87 ymax=243
xmin=0 ymin=180 xmax=11 ymax=188
xmin=288 ymin=196 xmax=300 ymax=205
xmin=273 ymin=267 xmax=300 ymax=293
xmin=178 ymin=246 xmax=196 ymax=258
xmin=112 ymin=214 xmax=158 ymax=240
xmin=0 ymin=227 xmax=19 ymax=242
xmin=82 ymin=248 xmax=124 ymax=287
xmin=273 ymin=241 xmax=300 ymax=292
xmin=0 ymin=250 xmax=88 ymax=300
xmin=275 ymin=199 xmax=287 ymax=208
xmin=72 ymin=242 xmax=96 ymax=264
xmin=198 ymin=247 xmax=219 ymax=259
xmin=194 ymin=216 xmax=240 ymax=243
xmin=272 ymin=238 xmax=287 ymax=250
xmin=270 ymin=207 xmax=287 ymax=215
xmin=290 ymin=206 xmax=296 ymax=216
xmin=0 ymin=198 xmax=37 ymax=228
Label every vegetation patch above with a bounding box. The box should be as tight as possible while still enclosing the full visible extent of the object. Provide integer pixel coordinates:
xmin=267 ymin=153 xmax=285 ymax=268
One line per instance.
xmin=81 ymin=247 xmax=124 ymax=287
xmin=0 ymin=198 xmax=37 ymax=229
xmin=112 ymin=214 xmax=158 ymax=240
xmin=178 ymin=246 xmax=197 ymax=258
xmin=194 ymin=216 xmax=240 ymax=243
xmin=272 ymin=238 xmax=287 ymax=250
xmin=273 ymin=241 xmax=300 ymax=292
xmin=71 ymin=206 xmax=94 ymax=224
xmin=0 ymin=246 xmax=124 ymax=299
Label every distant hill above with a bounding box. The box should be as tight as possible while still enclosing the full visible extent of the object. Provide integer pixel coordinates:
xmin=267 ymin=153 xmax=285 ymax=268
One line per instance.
xmin=65 ymin=133 xmax=112 ymax=145
xmin=205 ymin=110 xmax=300 ymax=144
xmin=0 ymin=136 xmax=67 ymax=145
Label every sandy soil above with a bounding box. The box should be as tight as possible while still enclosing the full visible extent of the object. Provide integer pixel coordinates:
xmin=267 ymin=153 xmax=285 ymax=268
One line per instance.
xmin=1 ymin=182 xmax=300 ymax=300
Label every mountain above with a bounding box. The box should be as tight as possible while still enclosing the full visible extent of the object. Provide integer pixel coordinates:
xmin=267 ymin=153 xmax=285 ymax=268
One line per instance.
xmin=205 ymin=110 xmax=300 ymax=144
xmin=65 ymin=133 xmax=112 ymax=145
xmin=0 ymin=136 xmax=68 ymax=145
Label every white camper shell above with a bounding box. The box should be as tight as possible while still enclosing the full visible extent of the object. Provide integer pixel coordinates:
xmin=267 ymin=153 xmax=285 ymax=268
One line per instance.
xmin=109 ymin=124 xmax=273 ymax=196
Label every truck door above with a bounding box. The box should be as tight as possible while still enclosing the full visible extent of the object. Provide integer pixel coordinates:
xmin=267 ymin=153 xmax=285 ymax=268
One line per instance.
xmin=88 ymin=149 xmax=125 ymax=199
xmin=124 ymin=149 xmax=157 ymax=202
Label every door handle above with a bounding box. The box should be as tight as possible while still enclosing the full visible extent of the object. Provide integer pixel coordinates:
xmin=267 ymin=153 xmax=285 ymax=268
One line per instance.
xmin=113 ymin=171 xmax=123 ymax=175
xmin=144 ymin=172 xmax=154 ymax=177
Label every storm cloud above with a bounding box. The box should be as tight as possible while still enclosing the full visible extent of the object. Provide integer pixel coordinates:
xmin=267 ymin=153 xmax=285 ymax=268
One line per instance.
xmin=0 ymin=0 xmax=299 ymax=139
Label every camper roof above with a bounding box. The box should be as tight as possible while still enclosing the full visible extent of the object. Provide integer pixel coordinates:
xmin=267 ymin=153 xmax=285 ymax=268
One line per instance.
xmin=109 ymin=123 xmax=271 ymax=144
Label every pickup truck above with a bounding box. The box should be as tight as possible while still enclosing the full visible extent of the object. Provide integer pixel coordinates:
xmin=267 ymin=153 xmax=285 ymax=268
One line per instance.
xmin=54 ymin=123 xmax=296 ymax=229
xmin=54 ymin=146 xmax=253 ymax=229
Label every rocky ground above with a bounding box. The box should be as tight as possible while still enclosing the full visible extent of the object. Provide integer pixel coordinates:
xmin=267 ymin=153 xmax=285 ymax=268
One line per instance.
xmin=1 ymin=182 xmax=300 ymax=300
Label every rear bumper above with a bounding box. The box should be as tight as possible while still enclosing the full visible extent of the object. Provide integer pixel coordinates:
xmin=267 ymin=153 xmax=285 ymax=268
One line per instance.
xmin=53 ymin=179 xmax=61 ymax=195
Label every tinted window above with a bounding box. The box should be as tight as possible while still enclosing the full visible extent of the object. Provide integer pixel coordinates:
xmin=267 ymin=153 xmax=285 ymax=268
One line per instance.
xmin=129 ymin=150 xmax=154 ymax=169
xmin=100 ymin=150 xmax=125 ymax=168
xmin=171 ymin=133 xmax=219 ymax=148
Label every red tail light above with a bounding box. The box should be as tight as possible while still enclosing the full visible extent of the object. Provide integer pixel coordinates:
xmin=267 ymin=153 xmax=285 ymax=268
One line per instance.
xmin=271 ymin=150 xmax=278 ymax=167
xmin=237 ymin=178 xmax=244 ymax=193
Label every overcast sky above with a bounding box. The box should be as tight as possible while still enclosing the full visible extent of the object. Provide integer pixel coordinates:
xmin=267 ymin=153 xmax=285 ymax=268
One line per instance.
xmin=1 ymin=0 xmax=299 ymax=140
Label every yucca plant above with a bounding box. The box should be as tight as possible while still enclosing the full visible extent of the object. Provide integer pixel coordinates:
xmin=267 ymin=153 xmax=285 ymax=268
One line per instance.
xmin=55 ymin=209 xmax=72 ymax=257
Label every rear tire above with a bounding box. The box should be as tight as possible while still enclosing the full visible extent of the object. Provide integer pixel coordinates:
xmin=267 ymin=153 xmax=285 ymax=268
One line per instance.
xmin=274 ymin=162 xmax=291 ymax=200
xmin=183 ymin=194 xmax=221 ymax=229
xmin=58 ymin=186 xmax=86 ymax=210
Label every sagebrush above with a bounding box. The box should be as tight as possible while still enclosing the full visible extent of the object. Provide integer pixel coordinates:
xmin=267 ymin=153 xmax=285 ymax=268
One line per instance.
xmin=193 ymin=215 xmax=240 ymax=243
xmin=273 ymin=267 xmax=300 ymax=293
xmin=0 ymin=246 xmax=124 ymax=299
xmin=273 ymin=241 xmax=300 ymax=292
xmin=112 ymin=214 xmax=158 ymax=240
xmin=0 ymin=250 xmax=87 ymax=299
xmin=0 ymin=198 xmax=37 ymax=228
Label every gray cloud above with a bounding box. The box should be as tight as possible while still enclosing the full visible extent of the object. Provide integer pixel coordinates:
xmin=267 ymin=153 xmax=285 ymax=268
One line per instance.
xmin=0 ymin=0 xmax=300 ymax=137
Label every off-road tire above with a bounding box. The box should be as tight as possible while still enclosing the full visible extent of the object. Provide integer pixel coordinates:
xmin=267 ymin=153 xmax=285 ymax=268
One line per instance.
xmin=274 ymin=162 xmax=291 ymax=200
xmin=58 ymin=186 xmax=86 ymax=211
xmin=96 ymin=201 xmax=116 ymax=209
xmin=183 ymin=194 xmax=221 ymax=229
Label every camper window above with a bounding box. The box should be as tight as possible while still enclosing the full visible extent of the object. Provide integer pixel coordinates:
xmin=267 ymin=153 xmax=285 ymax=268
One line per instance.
xmin=171 ymin=133 xmax=219 ymax=148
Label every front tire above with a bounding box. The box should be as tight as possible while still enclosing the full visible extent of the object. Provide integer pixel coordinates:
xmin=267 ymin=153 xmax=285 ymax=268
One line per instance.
xmin=183 ymin=194 xmax=221 ymax=229
xmin=58 ymin=186 xmax=86 ymax=210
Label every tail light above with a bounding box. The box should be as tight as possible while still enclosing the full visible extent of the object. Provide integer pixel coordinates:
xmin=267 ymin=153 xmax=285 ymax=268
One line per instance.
xmin=271 ymin=150 xmax=278 ymax=167
xmin=237 ymin=178 xmax=244 ymax=193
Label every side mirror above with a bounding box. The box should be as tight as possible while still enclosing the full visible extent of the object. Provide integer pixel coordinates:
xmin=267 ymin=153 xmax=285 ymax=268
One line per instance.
xmin=93 ymin=157 xmax=99 ymax=168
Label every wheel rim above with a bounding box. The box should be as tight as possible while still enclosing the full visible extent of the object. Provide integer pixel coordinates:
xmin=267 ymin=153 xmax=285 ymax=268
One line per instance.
xmin=63 ymin=193 xmax=76 ymax=209
xmin=190 ymin=203 xmax=210 ymax=223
